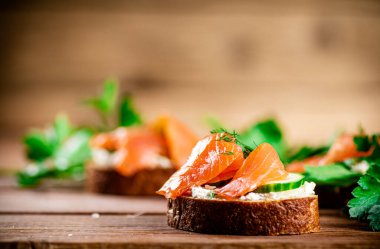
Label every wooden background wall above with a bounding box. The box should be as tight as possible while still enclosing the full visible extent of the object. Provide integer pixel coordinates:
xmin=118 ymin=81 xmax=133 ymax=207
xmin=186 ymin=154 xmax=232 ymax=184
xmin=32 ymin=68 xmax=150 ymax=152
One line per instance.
xmin=0 ymin=0 xmax=380 ymax=169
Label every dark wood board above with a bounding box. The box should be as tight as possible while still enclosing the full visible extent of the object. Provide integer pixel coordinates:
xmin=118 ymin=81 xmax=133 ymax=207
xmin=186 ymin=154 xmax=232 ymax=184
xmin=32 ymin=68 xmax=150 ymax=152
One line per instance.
xmin=0 ymin=212 xmax=379 ymax=249
xmin=0 ymin=178 xmax=379 ymax=248
xmin=0 ymin=177 xmax=166 ymax=214
xmin=0 ymin=189 xmax=167 ymax=214
xmin=1 ymin=0 xmax=380 ymax=171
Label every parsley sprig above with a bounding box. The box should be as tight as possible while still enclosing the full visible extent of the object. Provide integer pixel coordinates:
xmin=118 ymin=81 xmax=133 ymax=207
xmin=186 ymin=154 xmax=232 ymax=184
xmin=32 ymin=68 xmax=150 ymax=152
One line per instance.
xmin=221 ymin=151 xmax=235 ymax=156
xmin=18 ymin=115 xmax=92 ymax=187
xmin=211 ymin=128 xmax=254 ymax=158
xmin=84 ymin=79 xmax=142 ymax=130
xmin=18 ymin=79 xmax=143 ymax=187
xmin=348 ymin=134 xmax=380 ymax=231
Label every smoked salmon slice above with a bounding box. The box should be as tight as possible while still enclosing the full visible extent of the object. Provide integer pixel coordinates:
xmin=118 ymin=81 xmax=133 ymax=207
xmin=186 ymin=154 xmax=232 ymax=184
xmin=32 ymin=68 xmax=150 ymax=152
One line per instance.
xmin=156 ymin=133 xmax=244 ymax=199
xmin=215 ymin=143 xmax=288 ymax=199
xmin=207 ymin=155 xmax=244 ymax=183
xmin=91 ymin=127 xmax=168 ymax=176
xmin=319 ymin=134 xmax=373 ymax=165
xmin=286 ymin=155 xmax=324 ymax=173
xmin=286 ymin=134 xmax=375 ymax=173
xmin=90 ymin=132 xmax=118 ymax=151
xmin=151 ymin=115 xmax=198 ymax=169
xmin=114 ymin=128 xmax=167 ymax=176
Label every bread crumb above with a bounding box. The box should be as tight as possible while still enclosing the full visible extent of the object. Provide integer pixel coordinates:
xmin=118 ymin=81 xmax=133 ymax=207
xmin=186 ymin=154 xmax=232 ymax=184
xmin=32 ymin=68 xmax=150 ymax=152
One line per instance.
xmin=68 ymin=233 xmax=73 ymax=237
xmin=91 ymin=213 xmax=100 ymax=219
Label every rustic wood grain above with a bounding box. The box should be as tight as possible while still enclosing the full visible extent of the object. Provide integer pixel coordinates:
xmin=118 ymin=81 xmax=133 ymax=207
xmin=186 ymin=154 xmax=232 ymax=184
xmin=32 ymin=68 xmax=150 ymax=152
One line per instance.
xmin=0 ymin=178 xmax=379 ymax=248
xmin=0 ymin=212 xmax=379 ymax=249
xmin=1 ymin=0 xmax=380 ymax=172
xmin=0 ymin=176 xmax=167 ymax=214
xmin=0 ymin=188 xmax=167 ymax=214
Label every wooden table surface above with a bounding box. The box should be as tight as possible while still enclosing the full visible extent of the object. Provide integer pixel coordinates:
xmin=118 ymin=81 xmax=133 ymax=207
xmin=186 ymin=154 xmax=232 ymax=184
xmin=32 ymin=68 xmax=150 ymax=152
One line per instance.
xmin=0 ymin=177 xmax=379 ymax=249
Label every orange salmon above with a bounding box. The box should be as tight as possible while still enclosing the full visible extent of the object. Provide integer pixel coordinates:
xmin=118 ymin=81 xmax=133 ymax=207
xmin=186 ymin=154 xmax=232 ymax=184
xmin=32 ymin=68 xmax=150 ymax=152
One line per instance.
xmin=215 ymin=143 xmax=288 ymax=199
xmin=287 ymin=134 xmax=375 ymax=173
xmin=151 ymin=115 xmax=198 ymax=169
xmin=207 ymin=155 xmax=244 ymax=183
xmin=90 ymin=133 xmax=118 ymax=151
xmin=157 ymin=133 xmax=244 ymax=199
xmin=319 ymin=134 xmax=373 ymax=165
xmin=115 ymin=128 xmax=167 ymax=176
xmin=91 ymin=128 xmax=168 ymax=176
xmin=286 ymin=155 xmax=324 ymax=173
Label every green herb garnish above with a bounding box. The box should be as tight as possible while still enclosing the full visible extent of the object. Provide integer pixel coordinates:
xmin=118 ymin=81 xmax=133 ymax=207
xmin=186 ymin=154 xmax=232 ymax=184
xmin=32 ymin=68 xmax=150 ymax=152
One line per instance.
xmin=84 ymin=79 xmax=118 ymax=128
xmin=287 ymin=145 xmax=329 ymax=163
xmin=18 ymin=115 xmax=93 ymax=187
xmin=211 ymin=128 xmax=253 ymax=158
xmin=347 ymin=134 xmax=380 ymax=231
xmin=221 ymin=151 xmax=235 ymax=156
xmin=119 ymin=94 xmax=143 ymax=127
xmin=354 ymin=135 xmax=372 ymax=152
xmin=238 ymin=119 xmax=288 ymax=161
xmin=18 ymin=78 xmax=143 ymax=187
xmin=84 ymin=79 xmax=143 ymax=130
xmin=348 ymin=163 xmax=380 ymax=231
xmin=304 ymin=163 xmax=361 ymax=187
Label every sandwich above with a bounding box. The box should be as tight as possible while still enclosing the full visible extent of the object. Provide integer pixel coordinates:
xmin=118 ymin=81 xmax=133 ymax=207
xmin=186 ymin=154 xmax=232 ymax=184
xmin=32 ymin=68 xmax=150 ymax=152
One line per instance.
xmin=157 ymin=130 xmax=320 ymax=235
xmin=286 ymin=133 xmax=379 ymax=208
xmin=86 ymin=115 xmax=198 ymax=195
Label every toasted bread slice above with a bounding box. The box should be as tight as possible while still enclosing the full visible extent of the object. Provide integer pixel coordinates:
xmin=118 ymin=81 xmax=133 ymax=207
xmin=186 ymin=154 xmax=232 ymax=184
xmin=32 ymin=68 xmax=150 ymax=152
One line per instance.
xmin=167 ymin=196 xmax=320 ymax=235
xmin=86 ymin=164 xmax=176 ymax=196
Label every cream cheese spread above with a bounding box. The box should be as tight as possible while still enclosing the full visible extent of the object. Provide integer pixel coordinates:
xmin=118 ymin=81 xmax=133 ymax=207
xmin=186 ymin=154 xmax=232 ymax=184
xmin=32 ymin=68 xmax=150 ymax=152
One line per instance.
xmin=241 ymin=181 xmax=316 ymax=201
xmin=91 ymin=149 xmax=172 ymax=170
xmin=191 ymin=181 xmax=316 ymax=201
xmin=350 ymin=160 xmax=370 ymax=175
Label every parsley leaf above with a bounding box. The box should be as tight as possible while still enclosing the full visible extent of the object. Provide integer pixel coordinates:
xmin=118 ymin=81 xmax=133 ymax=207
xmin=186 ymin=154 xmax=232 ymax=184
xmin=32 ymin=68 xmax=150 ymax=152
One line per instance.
xmin=53 ymin=130 xmax=92 ymax=171
xmin=17 ymin=162 xmax=52 ymax=187
xmin=366 ymin=135 xmax=380 ymax=164
xmin=305 ymin=163 xmax=361 ymax=187
xmin=23 ymin=114 xmax=72 ymax=161
xmin=238 ymin=119 xmax=287 ymax=161
xmin=354 ymin=135 xmax=372 ymax=152
xmin=19 ymin=79 xmax=145 ymax=187
xmin=119 ymin=94 xmax=143 ymax=127
xmin=287 ymin=145 xmax=329 ymax=163
xmin=348 ymin=163 xmax=380 ymax=231
xmin=53 ymin=114 xmax=71 ymax=144
xmin=18 ymin=116 xmax=93 ymax=187
xmin=368 ymin=205 xmax=380 ymax=231
xmin=84 ymin=79 xmax=118 ymax=128
xmin=85 ymin=78 xmax=118 ymax=114
xmin=23 ymin=132 xmax=54 ymax=161
xmin=84 ymin=79 xmax=143 ymax=130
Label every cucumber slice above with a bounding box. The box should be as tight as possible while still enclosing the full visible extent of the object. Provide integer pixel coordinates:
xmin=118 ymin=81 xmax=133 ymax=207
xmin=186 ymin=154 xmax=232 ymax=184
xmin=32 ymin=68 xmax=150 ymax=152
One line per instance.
xmin=254 ymin=173 xmax=305 ymax=193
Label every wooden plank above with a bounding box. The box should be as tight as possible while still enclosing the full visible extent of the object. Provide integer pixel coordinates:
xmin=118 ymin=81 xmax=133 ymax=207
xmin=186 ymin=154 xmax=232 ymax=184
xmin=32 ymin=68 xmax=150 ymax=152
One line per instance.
xmin=1 ymin=6 xmax=380 ymax=144
xmin=2 ymin=13 xmax=380 ymax=84
xmin=2 ymin=0 xmax=380 ymax=15
xmin=0 ymin=211 xmax=378 ymax=249
xmin=1 ymin=0 xmax=380 ymax=169
xmin=0 ymin=189 xmax=166 ymax=214
xmin=0 ymin=177 xmax=167 ymax=214
xmin=1 ymin=78 xmax=380 ymax=170
xmin=0 ymin=140 xmax=25 ymax=170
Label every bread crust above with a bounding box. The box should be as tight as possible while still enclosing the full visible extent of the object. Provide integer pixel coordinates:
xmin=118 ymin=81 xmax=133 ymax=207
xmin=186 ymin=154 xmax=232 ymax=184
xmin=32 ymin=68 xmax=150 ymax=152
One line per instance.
xmin=168 ymin=196 xmax=320 ymax=235
xmin=86 ymin=164 xmax=175 ymax=196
